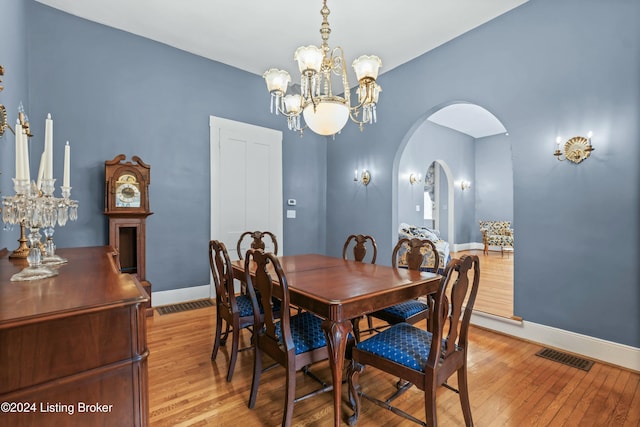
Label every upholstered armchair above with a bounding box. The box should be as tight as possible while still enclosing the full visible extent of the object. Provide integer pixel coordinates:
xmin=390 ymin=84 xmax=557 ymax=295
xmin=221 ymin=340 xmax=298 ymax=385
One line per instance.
xmin=478 ymin=220 xmax=514 ymax=255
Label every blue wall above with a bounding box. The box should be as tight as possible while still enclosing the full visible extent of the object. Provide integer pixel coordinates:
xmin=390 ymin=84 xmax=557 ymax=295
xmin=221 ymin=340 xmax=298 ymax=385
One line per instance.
xmin=475 ymin=133 xmax=514 ymax=242
xmin=16 ymin=1 xmax=327 ymax=293
xmin=327 ymin=0 xmax=639 ymax=347
xmin=0 ymin=0 xmax=29 ymax=244
xmin=5 ymin=0 xmax=639 ymax=348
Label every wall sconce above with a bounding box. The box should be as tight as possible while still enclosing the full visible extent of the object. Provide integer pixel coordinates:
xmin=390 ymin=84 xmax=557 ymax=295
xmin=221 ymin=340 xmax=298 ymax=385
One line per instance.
xmin=0 ymin=66 xmax=31 ymax=139
xmin=354 ymin=169 xmax=371 ymax=186
xmin=460 ymin=180 xmax=472 ymax=190
xmin=409 ymin=173 xmax=422 ymax=185
xmin=554 ymin=131 xmax=594 ymax=164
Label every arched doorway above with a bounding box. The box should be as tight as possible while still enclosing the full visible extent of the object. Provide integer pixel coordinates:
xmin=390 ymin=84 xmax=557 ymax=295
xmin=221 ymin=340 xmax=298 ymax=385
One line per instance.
xmin=392 ymin=101 xmax=513 ymax=318
xmin=423 ymin=159 xmax=455 ymax=248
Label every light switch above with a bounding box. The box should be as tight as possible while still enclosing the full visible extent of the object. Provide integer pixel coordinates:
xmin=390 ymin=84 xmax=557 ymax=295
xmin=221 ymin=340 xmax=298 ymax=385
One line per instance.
xmin=416 ymin=205 xmax=421 ymax=212
xmin=287 ymin=209 xmax=296 ymax=219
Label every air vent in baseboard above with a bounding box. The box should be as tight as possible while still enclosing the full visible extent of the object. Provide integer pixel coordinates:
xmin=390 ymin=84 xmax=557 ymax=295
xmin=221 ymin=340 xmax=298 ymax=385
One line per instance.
xmin=535 ymin=348 xmax=594 ymax=371
xmin=156 ymin=299 xmax=214 ymax=315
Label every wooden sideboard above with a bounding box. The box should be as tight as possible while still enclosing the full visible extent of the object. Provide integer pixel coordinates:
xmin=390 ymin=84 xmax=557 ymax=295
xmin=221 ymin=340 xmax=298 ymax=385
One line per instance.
xmin=0 ymin=246 xmax=149 ymax=427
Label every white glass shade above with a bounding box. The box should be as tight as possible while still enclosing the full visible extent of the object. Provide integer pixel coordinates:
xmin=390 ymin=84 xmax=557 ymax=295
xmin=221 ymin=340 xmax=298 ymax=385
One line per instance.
xmin=303 ymin=100 xmax=349 ymax=136
xmin=263 ymin=68 xmax=291 ymax=94
xmin=352 ymin=55 xmax=382 ymax=81
xmin=283 ymin=94 xmax=302 ymax=114
xmin=294 ymin=45 xmax=324 ymax=73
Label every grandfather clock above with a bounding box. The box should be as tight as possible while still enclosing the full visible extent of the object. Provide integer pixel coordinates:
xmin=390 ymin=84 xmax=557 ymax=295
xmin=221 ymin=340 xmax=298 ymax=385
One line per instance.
xmin=104 ymin=154 xmax=153 ymax=316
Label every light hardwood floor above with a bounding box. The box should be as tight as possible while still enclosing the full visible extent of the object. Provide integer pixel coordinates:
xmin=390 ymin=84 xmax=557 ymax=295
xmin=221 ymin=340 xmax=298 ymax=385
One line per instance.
xmin=453 ymin=249 xmax=514 ymax=319
xmin=147 ymin=304 xmax=640 ymax=426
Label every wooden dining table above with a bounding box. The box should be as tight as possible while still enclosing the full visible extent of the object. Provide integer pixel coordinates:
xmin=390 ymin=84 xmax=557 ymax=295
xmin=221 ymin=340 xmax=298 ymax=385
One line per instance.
xmin=232 ymin=253 xmax=440 ymax=426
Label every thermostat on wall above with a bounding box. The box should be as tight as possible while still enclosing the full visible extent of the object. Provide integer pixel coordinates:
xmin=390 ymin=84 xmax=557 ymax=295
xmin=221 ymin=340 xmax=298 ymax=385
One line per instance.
xmin=287 ymin=199 xmax=297 ymax=206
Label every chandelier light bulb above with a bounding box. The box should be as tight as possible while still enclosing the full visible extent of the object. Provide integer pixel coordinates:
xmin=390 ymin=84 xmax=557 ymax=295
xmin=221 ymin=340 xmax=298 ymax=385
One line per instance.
xmin=284 ymin=94 xmax=302 ymax=114
xmin=294 ymin=46 xmax=324 ymax=74
xmin=263 ymin=69 xmax=291 ymax=94
xmin=352 ymin=55 xmax=382 ymax=81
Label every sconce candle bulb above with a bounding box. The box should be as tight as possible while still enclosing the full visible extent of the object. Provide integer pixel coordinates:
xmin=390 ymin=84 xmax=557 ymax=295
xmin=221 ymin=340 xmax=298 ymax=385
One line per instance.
xmin=354 ymin=169 xmax=371 ymax=186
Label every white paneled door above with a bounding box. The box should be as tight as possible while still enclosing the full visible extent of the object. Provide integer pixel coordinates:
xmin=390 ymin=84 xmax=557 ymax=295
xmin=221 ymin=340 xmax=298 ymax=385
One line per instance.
xmin=210 ymin=116 xmax=283 ymax=269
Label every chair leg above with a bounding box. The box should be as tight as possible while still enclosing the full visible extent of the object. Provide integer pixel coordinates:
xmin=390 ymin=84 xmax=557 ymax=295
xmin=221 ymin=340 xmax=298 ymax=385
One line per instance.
xmin=226 ymin=323 xmax=240 ymax=382
xmin=351 ymin=317 xmax=361 ymax=343
xmin=282 ymin=363 xmax=296 ymax=427
xmin=211 ymin=315 xmax=223 ymax=360
xmin=458 ymin=366 xmax=474 ymax=426
xmin=248 ymin=345 xmax=262 ymax=409
xmin=424 ymin=383 xmax=438 ymax=427
xmin=220 ymin=322 xmax=231 ymax=345
xmin=347 ymin=362 xmax=364 ymax=425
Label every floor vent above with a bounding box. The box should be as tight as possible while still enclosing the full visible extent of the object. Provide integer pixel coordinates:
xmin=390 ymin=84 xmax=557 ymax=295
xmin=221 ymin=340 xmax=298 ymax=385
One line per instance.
xmin=156 ymin=299 xmax=214 ymax=316
xmin=535 ymin=348 xmax=594 ymax=371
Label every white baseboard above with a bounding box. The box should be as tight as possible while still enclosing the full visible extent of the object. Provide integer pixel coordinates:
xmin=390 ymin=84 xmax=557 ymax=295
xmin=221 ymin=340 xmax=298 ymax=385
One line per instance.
xmin=152 ymin=284 xmax=211 ymax=307
xmin=471 ymin=311 xmax=640 ymax=372
xmin=452 ymin=242 xmax=484 ymax=252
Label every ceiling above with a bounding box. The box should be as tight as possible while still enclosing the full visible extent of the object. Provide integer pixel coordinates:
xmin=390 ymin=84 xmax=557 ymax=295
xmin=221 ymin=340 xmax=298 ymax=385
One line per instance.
xmin=428 ymin=103 xmax=507 ymax=138
xmin=35 ymin=0 xmax=525 ymax=137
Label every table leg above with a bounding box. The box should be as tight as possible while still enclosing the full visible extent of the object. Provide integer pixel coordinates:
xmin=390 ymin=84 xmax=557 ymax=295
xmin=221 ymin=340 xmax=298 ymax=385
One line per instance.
xmin=321 ymin=319 xmax=352 ymax=426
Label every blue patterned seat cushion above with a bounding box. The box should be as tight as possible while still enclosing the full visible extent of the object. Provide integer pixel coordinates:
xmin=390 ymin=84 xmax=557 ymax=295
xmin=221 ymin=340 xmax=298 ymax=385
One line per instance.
xmin=356 ymin=322 xmax=433 ymax=372
xmin=235 ymin=294 xmax=255 ymax=317
xmin=275 ymin=311 xmax=327 ymax=355
xmin=235 ymin=294 xmax=281 ymax=318
xmin=376 ymin=299 xmax=429 ymax=320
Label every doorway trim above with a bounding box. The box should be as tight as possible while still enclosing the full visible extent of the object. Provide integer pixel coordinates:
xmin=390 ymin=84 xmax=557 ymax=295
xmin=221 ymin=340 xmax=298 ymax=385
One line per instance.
xmin=209 ymin=116 xmax=283 ymax=296
xmin=431 ymin=159 xmax=455 ymax=248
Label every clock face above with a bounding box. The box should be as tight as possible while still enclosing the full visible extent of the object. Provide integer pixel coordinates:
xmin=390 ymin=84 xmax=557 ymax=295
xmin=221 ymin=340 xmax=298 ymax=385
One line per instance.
xmin=115 ymin=174 xmax=141 ymax=208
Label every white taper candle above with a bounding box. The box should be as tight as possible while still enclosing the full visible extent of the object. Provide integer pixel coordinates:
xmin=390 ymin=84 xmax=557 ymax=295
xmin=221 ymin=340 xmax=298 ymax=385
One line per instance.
xmin=63 ymin=141 xmax=70 ymax=187
xmin=44 ymin=113 xmax=53 ymax=179
xmin=23 ymin=126 xmax=30 ymax=182
xmin=15 ymin=119 xmax=23 ymax=180
xmin=37 ymin=152 xmax=46 ymax=190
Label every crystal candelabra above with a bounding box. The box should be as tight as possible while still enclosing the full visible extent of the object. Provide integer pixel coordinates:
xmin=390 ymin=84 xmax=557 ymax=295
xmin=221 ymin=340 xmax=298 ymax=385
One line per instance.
xmin=2 ymin=178 xmax=79 ymax=281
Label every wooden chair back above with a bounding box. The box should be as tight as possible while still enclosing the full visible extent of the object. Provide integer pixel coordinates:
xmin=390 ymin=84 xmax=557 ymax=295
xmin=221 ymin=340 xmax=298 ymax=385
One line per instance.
xmin=237 ymin=231 xmax=278 ymax=260
xmin=245 ymin=249 xmax=288 ymax=355
xmin=342 ymin=234 xmax=377 ymax=264
xmin=429 ymin=255 xmax=480 ymax=379
xmin=209 ymin=240 xmax=237 ymax=314
xmin=392 ymin=237 xmax=440 ymax=273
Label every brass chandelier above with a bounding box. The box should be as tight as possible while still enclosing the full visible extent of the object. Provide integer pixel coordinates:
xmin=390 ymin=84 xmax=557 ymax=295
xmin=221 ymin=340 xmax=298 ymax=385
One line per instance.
xmin=263 ymin=0 xmax=382 ymax=136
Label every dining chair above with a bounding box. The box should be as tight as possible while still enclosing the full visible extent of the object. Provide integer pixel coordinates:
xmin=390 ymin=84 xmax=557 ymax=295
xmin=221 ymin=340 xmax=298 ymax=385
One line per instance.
xmin=368 ymin=237 xmax=440 ymax=328
xmin=209 ymin=239 xmax=260 ymax=382
xmin=342 ymin=234 xmax=378 ymax=340
xmin=236 ymin=230 xmax=278 ymax=260
xmin=342 ymin=234 xmax=378 ymax=264
xmin=347 ymin=255 xmax=480 ymax=427
xmin=245 ymin=248 xmax=335 ymax=427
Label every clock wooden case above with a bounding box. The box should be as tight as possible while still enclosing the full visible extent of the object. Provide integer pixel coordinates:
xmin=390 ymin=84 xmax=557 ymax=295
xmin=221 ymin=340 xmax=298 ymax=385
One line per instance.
xmin=104 ymin=154 xmax=153 ymax=316
xmin=105 ymin=154 xmax=150 ymax=213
